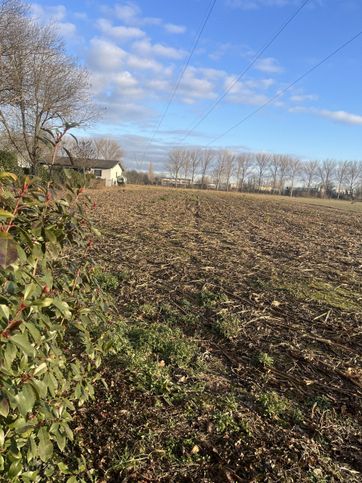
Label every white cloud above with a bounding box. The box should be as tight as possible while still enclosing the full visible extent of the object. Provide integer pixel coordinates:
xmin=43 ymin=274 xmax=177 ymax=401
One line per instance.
xmin=127 ymin=55 xmax=165 ymax=73
xmin=114 ymin=2 xmax=161 ymax=26
xmin=74 ymin=11 xmax=88 ymax=21
xmin=115 ymin=2 xmax=140 ymax=23
xmin=227 ymin=0 xmax=293 ymax=9
xmin=88 ymin=38 xmax=127 ymax=71
xmin=290 ymin=94 xmax=319 ymax=102
xmin=164 ymin=23 xmax=186 ymax=34
xmin=57 ymin=22 xmax=77 ymax=37
xmin=132 ymin=39 xmax=186 ymax=59
xmin=178 ymin=67 xmax=218 ymax=104
xmin=30 ymin=3 xmax=77 ymax=38
xmin=254 ymin=57 xmax=283 ymax=73
xmin=290 ymin=107 xmax=362 ymax=125
xmin=224 ymin=76 xmax=274 ymax=105
xmin=97 ymin=19 xmax=145 ymax=40
xmin=226 ymin=0 xmax=322 ymax=9
xmin=31 ymin=3 xmax=66 ymax=21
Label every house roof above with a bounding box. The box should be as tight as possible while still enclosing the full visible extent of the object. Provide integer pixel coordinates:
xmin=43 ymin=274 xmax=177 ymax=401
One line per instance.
xmin=40 ymin=157 xmax=123 ymax=170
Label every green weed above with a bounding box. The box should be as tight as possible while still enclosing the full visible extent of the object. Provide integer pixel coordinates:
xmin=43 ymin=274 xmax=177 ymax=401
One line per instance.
xmin=200 ymin=289 xmax=228 ymax=308
xmin=258 ymin=391 xmax=290 ymax=419
xmin=257 ymin=352 xmax=274 ymax=368
xmin=93 ymin=266 xmax=119 ymax=291
xmin=214 ymin=311 xmax=242 ymax=340
xmin=274 ymin=279 xmax=361 ymax=311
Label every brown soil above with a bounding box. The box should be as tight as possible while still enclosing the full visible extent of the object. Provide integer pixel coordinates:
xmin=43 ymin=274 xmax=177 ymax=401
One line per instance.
xmin=77 ymin=186 xmax=362 ymax=482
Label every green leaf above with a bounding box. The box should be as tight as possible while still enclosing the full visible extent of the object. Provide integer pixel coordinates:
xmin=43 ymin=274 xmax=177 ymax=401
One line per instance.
xmin=17 ymin=245 xmax=27 ymax=263
xmin=10 ymin=333 xmax=35 ymax=357
xmin=33 ymin=362 xmax=47 ymax=376
xmin=0 ymin=397 xmax=9 ymax=417
xmin=15 ymin=384 xmax=37 ymax=416
xmin=30 ymin=378 xmax=47 ymax=399
xmin=0 ymin=171 xmax=17 ymax=181
xmin=54 ymin=429 xmax=66 ymax=451
xmin=91 ymin=226 xmax=102 ymax=237
xmin=0 ymin=236 xmax=18 ymax=268
xmin=33 ymin=297 xmax=53 ymax=308
xmin=24 ymin=283 xmax=36 ymax=301
xmin=27 ymin=323 xmax=41 ymax=344
xmin=44 ymin=227 xmax=57 ymax=243
xmin=63 ymin=423 xmax=73 ymax=442
xmin=38 ymin=427 xmax=53 ymax=462
xmin=8 ymin=459 xmax=22 ymax=479
xmin=0 ymin=428 xmax=4 ymax=447
xmin=52 ymin=299 xmax=72 ymax=319
xmin=0 ymin=209 xmax=14 ymax=218
xmin=4 ymin=342 xmax=17 ymax=369
xmin=0 ymin=304 xmax=10 ymax=320
xmin=27 ymin=436 xmax=38 ymax=462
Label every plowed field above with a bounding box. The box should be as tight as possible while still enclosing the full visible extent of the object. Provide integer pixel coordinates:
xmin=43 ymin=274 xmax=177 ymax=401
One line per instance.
xmin=78 ymin=186 xmax=362 ymax=482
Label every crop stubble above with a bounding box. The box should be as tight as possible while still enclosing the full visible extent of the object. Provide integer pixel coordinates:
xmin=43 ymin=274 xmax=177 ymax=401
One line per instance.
xmin=81 ymin=186 xmax=362 ymax=482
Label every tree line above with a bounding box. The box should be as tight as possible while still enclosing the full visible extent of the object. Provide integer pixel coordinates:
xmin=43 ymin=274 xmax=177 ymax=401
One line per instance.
xmin=165 ymin=149 xmax=362 ymax=199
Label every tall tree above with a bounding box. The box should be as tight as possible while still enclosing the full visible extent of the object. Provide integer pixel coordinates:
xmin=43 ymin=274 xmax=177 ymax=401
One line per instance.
xmin=223 ymin=151 xmax=236 ymax=191
xmin=181 ymin=151 xmax=190 ymax=180
xmin=286 ymin=157 xmax=301 ymax=197
xmin=235 ymin=153 xmax=252 ymax=192
xmin=167 ymin=149 xmax=185 ymax=186
xmin=277 ymin=155 xmax=290 ymax=194
xmin=302 ymin=160 xmax=319 ymax=191
xmin=94 ymin=138 xmax=124 ymax=161
xmin=346 ymin=160 xmax=362 ymax=199
xmin=269 ymin=154 xmax=281 ymax=191
xmin=147 ymin=161 xmax=155 ymax=183
xmin=317 ymin=159 xmax=336 ymax=198
xmin=255 ymin=152 xmax=271 ymax=190
xmin=188 ymin=150 xmax=200 ymax=184
xmin=335 ymin=160 xmax=349 ymax=199
xmin=0 ymin=0 xmax=93 ymax=169
xmin=200 ymin=149 xmax=214 ymax=188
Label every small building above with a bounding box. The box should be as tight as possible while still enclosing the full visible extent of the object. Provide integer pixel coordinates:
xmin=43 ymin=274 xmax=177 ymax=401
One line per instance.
xmin=160 ymin=177 xmax=191 ymax=187
xmin=40 ymin=157 xmax=125 ymax=187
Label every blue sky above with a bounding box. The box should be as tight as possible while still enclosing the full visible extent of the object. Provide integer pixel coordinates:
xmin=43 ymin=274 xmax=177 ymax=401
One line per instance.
xmin=31 ymin=0 xmax=362 ymax=169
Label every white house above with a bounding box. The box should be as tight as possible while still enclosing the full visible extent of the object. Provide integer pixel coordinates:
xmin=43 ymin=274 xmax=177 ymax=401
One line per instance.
xmin=40 ymin=157 xmax=126 ymax=187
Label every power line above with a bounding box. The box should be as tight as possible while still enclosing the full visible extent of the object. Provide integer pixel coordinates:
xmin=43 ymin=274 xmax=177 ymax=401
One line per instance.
xmin=179 ymin=0 xmax=312 ymax=144
xmin=142 ymin=0 xmax=217 ymax=158
xmin=206 ymin=29 xmax=362 ymax=147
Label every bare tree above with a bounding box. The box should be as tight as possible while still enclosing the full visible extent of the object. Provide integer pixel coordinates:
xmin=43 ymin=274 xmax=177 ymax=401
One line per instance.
xmin=0 ymin=2 xmax=93 ymax=170
xmin=286 ymin=157 xmax=301 ymax=197
xmin=181 ymin=151 xmax=190 ymax=180
xmin=317 ymin=159 xmax=336 ymax=198
xmin=346 ymin=161 xmax=362 ymax=199
xmin=213 ymin=151 xmax=225 ymax=190
xmin=188 ymin=150 xmax=200 ymax=185
xmin=235 ymin=153 xmax=252 ymax=192
xmin=255 ymin=152 xmax=271 ymax=190
xmin=269 ymin=154 xmax=281 ymax=191
xmin=60 ymin=137 xmax=96 ymax=170
xmin=302 ymin=160 xmax=319 ymax=191
xmin=335 ymin=160 xmax=349 ymax=199
xmin=0 ymin=0 xmax=28 ymax=105
xmin=276 ymin=155 xmax=290 ymax=194
xmin=167 ymin=149 xmax=184 ymax=186
xmin=94 ymin=138 xmax=123 ymax=160
xmin=200 ymin=149 xmax=214 ymax=188
xmin=147 ymin=161 xmax=155 ymax=183
xmin=213 ymin=150 xmax=235 ymax=190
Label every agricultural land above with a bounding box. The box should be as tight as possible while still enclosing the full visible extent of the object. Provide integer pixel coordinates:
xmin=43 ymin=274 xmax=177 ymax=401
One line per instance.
xmin=75 ymin=186 xmax=362 ymax=482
